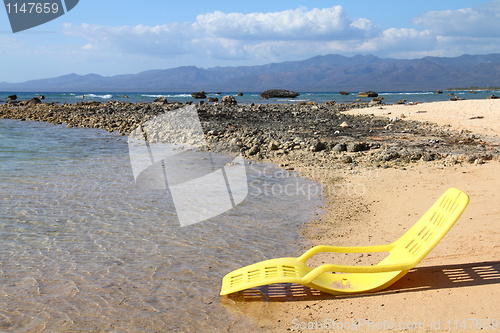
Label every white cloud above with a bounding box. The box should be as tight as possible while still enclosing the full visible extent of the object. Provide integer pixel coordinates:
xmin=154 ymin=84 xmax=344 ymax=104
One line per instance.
xmin=54 ymin=1 xmax=500 ymax=70
xmin=414 ymin=1 xmax=500 ymax=38
xmin=412 ymin=0 xmax=500 ymax=56
xmin=63 ymin=5 xmax=426 ymax=64
xmin=193 ymin=6 xmax=379 ymax=41
xmin=358 ymin=28 xmax=435 ymax=54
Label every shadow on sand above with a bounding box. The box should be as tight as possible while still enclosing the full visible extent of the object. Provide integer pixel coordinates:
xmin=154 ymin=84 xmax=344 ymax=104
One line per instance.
xmin=223 ymin=260 xmax=500 ymax=302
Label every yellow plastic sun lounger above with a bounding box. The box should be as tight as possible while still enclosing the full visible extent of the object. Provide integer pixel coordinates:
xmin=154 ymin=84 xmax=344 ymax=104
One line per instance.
xmin=221 ymin=187 xmax=469 ymax=296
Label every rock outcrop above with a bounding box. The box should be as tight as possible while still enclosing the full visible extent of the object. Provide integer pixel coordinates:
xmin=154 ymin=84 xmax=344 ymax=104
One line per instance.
xmin=357 ymin=91 xmax=379 ymax=98
xmin=153 ymin=96 xmax=168 ymax=105
xmin=221 ymin=95 xmax=237 ymax=106
xmin=191 ymin=91 xmax=207 ymax=99
xmin=260 ymin=89 xmax=300 ymax=99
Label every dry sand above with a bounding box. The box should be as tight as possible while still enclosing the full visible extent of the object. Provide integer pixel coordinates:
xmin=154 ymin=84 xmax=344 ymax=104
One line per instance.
xmin=222 ymin=100 xmax=500 ymax=332
xmin=345 ymin=99 xmax=500 ymax=142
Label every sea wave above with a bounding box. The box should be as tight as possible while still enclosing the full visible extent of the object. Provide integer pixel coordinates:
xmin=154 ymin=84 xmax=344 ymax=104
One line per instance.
xmin=142 ymin=94 xmax=191 ymax=98
xmin=379 ymin=92 xmax=435 ymax=96
xmin=83 ymin=94 xmax=113 ymax=99
xmin=276 ymin=98 xmax=308 ymax=102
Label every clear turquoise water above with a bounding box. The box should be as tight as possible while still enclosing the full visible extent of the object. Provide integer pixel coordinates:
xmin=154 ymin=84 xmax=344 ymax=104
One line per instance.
xmin=0 ymin=119 xmax=323 ymax=331
xmin=2 ymin=90 xmax=499 ymax=106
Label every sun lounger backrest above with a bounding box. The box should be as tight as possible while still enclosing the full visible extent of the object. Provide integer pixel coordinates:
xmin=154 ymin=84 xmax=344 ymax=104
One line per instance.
xmin=380 ymin=188 xmax=469 ymax=267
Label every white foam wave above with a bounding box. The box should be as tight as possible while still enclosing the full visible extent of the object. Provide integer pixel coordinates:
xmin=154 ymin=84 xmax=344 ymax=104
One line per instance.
xmin=84 ymin=94 xmax=113 ymax=99
xmin=142 ymin=94 xmax=191 ymax=98
xmin=379 ymin=92 xmax=434 ymax=96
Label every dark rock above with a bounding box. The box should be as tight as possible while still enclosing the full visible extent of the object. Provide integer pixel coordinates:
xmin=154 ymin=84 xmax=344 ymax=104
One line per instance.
xmin=27 ymin=97 xmax=42 ymax=105
xmin=347 ymin=142 xmax=367 ymax=152
xmin=153 ymin=96 xmax=168 ymax=105
xmin=207 ymin=97 xmax=219 ymax=102
xmin=331 ymin=143 xmax=347 ymax=152
xmin=410 ymin=152 xmax=423 ymax=161
xmin=487 ymin=94 xmax=500 ymax=99
xmin=7 ymin=94 xmax=17 ymax=101
xmin=221 ymin=95 xmax=237 ymax=106
xmin=310 ymin=141 xmax=327 ymax=152
xmin=39 ymin=95 xmax=45 ymax=100
xmin=260 ymin=89 xmax=300 ymax=99
xmin=248 ymin=145 xmax=260 ymax=156
xmin=358 ymin=91 xmax=378 ymax=98
xmin=383 ymin=151 xmax=400 ymax=161
xmin=343 ymin=156 xmax=353 ymax=164
xmin=268 ymin=142 xmax=279 ymax=151
xmin=422 ymin=152 xmax=436 ymax=161
xmin=191 ymin=91 xmax=207 ymax=99
xmin=339 ymin=91 xmax=350 ymax=95
xmin=237 ymin=92 xmax=244 ymax=96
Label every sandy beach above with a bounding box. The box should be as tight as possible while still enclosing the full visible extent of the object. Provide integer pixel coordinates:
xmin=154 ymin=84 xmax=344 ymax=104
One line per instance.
xmin=223 ymin=99 xmax=500 ymax=332
xmin=345 ymin=99 xmax=500 ymax=142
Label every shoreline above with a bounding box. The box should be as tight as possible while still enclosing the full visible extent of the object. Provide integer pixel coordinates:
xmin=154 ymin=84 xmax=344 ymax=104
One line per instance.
xmin=2 ymin=99 xmax=498 ymax=165
xmin=2 ymin=99 xmax=500 ymax=332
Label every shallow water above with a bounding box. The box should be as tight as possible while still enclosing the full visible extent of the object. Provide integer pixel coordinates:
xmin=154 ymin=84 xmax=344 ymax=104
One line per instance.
xmin=0 ymin=119 xmax=324 ymax=331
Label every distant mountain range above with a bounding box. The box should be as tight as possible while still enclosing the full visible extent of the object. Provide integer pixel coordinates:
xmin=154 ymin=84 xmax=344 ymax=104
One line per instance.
xmin=2 ymin=53 xmax=500 ymax=92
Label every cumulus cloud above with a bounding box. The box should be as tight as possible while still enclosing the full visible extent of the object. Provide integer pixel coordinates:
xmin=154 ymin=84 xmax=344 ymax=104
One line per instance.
xmin=411 ymin=0 xmax=500 ymax=56
xmin=193 ymin=6 xmax=379 ymax=41
xmin=414 ymin=0 xmax=500 ymax=38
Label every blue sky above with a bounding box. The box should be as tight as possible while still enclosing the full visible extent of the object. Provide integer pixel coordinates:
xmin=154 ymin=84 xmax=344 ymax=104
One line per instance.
xmin=1 ymin=0 xmax=499 ymax=82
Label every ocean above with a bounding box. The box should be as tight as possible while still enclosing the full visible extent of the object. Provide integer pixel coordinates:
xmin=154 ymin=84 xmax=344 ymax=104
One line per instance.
xmin=0 ymin=118 xmax=324 ymax=331
xmin=1 ymin=90 xmax=500 ymax=106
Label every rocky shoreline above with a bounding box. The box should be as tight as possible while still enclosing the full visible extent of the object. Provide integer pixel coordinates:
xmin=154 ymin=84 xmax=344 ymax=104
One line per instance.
xmin=1 ymin=99 xmax=498 ymax=169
